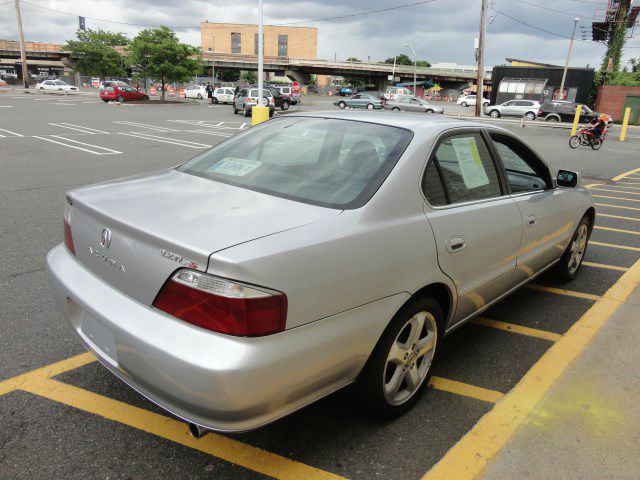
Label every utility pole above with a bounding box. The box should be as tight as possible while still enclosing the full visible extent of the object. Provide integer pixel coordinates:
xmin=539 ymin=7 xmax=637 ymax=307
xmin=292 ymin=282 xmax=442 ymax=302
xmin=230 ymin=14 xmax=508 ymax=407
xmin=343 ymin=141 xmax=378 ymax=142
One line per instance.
xmin=14 ymin=0 xmax=29 ymax=89
xmin=475 ymin=0 xmax=487 ymax=117
xmin=405 ymin=43 xmax=417 ymax=95
xmin=559 ymin=18 xmax=579 ymax=101
xmin=257 ymin=0 xmax=264 ymax=105
xmin=211 ymin=35 xmax=215 ymax=82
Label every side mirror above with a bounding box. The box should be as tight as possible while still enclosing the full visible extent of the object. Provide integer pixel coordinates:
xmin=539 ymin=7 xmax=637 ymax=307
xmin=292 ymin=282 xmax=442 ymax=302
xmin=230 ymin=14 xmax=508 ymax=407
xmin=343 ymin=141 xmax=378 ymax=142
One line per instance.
xmin=556 ymin=169 xmax=579 ymax=188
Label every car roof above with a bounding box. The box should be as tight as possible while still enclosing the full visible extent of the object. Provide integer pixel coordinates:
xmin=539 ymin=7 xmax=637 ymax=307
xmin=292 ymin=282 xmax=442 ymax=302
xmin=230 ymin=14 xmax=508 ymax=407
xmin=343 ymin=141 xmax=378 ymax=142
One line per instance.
xmin=284 ymin=110 xmax=497 ymax=133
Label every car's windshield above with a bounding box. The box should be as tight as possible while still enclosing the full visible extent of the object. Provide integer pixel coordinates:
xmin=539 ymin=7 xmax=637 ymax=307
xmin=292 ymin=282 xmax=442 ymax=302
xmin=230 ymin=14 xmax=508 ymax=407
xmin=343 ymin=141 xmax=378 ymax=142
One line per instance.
xmin=178 ymin=117 xmax=413 ymax=209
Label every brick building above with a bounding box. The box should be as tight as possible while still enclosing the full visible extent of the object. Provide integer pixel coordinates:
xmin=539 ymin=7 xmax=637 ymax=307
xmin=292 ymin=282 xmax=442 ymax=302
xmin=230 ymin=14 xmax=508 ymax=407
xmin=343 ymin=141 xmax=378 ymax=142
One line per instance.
xmin=200 ymin=23 xmax=317 ymax=59
xmin=595 ymin=86 xmax=640 ymax=124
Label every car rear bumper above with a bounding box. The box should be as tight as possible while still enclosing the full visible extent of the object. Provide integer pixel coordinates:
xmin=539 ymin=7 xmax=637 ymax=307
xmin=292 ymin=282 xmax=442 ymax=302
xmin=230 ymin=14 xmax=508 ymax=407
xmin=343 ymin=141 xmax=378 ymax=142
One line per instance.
xmin=46 ymin=244 xmax=407 ymax=432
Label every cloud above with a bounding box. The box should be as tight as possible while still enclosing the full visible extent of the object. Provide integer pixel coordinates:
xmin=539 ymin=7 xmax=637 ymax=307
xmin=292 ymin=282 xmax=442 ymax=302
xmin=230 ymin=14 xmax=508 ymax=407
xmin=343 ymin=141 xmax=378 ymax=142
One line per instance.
xmin=1 ymin=0 xmax=638 ymax=68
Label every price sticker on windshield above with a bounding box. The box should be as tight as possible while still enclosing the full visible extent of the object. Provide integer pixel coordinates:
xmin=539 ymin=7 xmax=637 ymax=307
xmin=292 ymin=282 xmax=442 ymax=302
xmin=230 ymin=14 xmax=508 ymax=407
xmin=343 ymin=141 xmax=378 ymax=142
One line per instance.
xmin=207 ymin=158 xmax=261 ymax=176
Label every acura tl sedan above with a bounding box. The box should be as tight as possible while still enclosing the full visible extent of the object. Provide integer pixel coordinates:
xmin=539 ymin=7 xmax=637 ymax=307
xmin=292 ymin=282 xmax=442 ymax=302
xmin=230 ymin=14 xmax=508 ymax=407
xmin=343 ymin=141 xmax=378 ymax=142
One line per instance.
xmin=47 ymin=111 xmax=594 ymax=434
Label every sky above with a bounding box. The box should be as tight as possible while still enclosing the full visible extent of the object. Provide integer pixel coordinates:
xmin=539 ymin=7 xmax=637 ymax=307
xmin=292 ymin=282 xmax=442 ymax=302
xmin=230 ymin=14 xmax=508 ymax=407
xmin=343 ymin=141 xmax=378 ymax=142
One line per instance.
xmin=2 ymin=0 xmax=639 ymax=69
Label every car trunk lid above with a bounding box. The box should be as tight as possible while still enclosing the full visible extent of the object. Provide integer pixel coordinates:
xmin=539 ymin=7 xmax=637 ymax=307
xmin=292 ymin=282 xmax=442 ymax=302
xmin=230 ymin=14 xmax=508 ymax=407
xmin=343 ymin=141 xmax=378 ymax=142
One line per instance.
xmin=68 ymin=169 xmax=341 ymax=305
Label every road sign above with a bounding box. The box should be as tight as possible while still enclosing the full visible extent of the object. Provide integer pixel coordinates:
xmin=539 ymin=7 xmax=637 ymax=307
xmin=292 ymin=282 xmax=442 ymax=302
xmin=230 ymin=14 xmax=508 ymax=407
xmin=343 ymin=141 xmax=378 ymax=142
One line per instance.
xmin=292 ymin=81 xmax=301 ymax=94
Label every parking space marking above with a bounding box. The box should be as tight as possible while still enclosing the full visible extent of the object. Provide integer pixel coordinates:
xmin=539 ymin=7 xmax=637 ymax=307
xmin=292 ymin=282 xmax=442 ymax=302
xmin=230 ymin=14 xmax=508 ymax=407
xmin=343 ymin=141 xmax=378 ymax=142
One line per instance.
xmin=617 ymin=182 xmax=640 ymax=186
xmin=594 ymin=225 xmax=640 ymax=235
xmin=0 ymin=127 xmax=23 ymax=137
xmin=471 ymin=317 xmax=562 ymax=342
xmin=582 ymin=261 xmax=629 ymax=272
xmin=422 ymin=258 xmax=640 ymax=480
xmin=20 ymin=377 xmax=345 ymax=480
xmin=0 ymin=351 xmax=95 ymax=397
xmin=120 ymin=132 xmax=212 ymax=149
xmin=593 ymin=195 xmax=640 ymax=203
xmin=598 ymin=213 xmax=640 ymax=222
xmin=526 ymin=284 xmax=601 ymax=301
xmin=114 ymin=120 xmax=179 ymax=132
xmin=591 ymin=188 xmax=640 ymax=196
xmin=185 ymin=128 xmax=234 ymax=138
xmin=428 ymin=377 xmax=504 ymax=404
xmin=612 ymin=168 xmax=640 ymax=181
xmin=49 ymin=123 xmax=109 ymax=134
xmin=599 ymin=185 xmax=640 ymax=192
xmin=596 ymin=203 xmax=640 ymax=212
xmin=33 ymin=136 xmax=122 ymax=155
xmin=590 ymin=241 xmax=640 ymax=252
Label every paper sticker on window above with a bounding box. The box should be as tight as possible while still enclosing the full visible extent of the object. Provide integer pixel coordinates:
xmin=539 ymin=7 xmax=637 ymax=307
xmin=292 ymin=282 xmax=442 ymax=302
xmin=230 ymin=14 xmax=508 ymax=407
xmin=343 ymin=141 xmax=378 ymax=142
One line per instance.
xmin=207 ymin=158 xmax=261 ymax=177
xmin=450 ymin=137 xmax=490 ymax=189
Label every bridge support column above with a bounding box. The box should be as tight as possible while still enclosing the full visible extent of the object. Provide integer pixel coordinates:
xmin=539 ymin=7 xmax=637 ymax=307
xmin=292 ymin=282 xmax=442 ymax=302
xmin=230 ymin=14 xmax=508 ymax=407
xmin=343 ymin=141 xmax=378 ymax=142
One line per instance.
xmin=375 ymin=77 xmax=388 ymax=92
xmin=285 ymin=70 xmax=311 ymax=85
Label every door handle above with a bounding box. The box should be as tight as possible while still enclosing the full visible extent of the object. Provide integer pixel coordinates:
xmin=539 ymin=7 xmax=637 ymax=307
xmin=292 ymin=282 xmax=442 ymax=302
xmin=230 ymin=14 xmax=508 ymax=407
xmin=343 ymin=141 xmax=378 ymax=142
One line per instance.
xmin=446 ymin=237 xmax=466 ymax=253
xmin=525 ymin=215 xmax=537 ymax=227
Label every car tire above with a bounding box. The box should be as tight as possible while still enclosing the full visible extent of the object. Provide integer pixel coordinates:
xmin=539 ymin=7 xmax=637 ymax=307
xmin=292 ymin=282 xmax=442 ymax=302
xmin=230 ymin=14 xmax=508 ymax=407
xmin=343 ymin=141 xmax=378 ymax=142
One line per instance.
xmin=213 ymin=97 xmax=218 ymax=104
xmin=555 ymin=215 xmax=591 ymax=282
xmin=546 ymin=116 xmax=560 ymax=122
xmin=366 ymin=103 xmax=374 ymax=110
xmin=243 ymin=105 xmax=251 ymax=117
xmin=269 ymin=110 xmax=274 ymax=118
xmin=461 ymin=102 xmax=468 ymax=107
xmin=338 ymin=101 xmax=346 ymax=109
xmin=392 ymin=107 xmax=400 ymax=111
xmin=102 ymin=99 xmax=109 ymax=103
xmin=524 ymin=112 xmax=536 ymax=121
xmin=117 ymin=95 xmax=124 ymax=103
xmin=489 ymin=110 xmax=500 ymax=118
xmin=359 ymin=297 xmax=443 ymax=418
xmin=281 ymin=101 xmax=290 ymax=111
xmin=197 ymin=93 xmax=203 ymax=99
xmin=426 ymin=109 xmax=434 ymax=114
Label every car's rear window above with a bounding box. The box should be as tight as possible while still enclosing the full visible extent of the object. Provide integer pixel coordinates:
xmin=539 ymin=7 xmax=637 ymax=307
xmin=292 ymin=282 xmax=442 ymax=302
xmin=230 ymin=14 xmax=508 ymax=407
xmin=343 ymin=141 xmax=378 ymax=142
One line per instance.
xmin=178 ymin=117 xmax=413 ymax=209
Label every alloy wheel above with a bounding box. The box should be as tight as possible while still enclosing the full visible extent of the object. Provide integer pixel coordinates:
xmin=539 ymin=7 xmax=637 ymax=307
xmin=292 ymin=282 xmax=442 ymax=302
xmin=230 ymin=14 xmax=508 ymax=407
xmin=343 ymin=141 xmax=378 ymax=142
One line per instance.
xmin=383 ymin=311 xmax=437 ymax=406
xmin=568 ymin=224 xmax=588 ymax=275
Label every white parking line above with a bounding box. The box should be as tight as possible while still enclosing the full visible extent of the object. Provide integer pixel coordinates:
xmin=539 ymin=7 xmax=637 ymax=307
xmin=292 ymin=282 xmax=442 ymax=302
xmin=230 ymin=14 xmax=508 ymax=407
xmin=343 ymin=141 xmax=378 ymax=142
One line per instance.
xmin=0 ymin=128 xmax=23 ymax=137
xmin=34 ymin=135 xmax=122 ymax=155
xmin=0 ymin=105 xmax=13 ymax=108
xmin=184 ymin=129 xmax=233 ymax=137
xmin=120 ymin=132 xmax=212 ymax=148
xmin=50 ymin=123 xmax=110 ymax=134
xmin=114 ymin=121 xmax=179 ymax=132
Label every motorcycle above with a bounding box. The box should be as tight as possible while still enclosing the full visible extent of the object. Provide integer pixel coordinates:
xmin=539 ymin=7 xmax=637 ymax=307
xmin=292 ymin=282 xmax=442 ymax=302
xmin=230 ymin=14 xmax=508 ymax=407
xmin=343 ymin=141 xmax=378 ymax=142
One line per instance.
xmin=569 ymin=127 xmax=606 ymax=151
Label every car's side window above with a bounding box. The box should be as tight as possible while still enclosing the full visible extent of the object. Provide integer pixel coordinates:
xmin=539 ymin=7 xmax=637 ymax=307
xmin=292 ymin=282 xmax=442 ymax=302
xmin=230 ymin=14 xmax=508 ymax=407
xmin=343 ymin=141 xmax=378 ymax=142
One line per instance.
xmin=489 ymin=133 xmax=551 ymax=193
xmin=422 ymin=160 xmax=448 ymax=206
xmin=423 ymin=132 xmax=502 ymax=206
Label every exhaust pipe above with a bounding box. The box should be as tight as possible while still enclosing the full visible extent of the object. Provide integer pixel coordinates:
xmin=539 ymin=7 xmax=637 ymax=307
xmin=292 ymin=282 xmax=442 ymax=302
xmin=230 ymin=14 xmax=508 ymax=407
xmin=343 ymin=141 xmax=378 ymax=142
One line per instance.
xmin=187 ymin=422 xmax=209 ymax=439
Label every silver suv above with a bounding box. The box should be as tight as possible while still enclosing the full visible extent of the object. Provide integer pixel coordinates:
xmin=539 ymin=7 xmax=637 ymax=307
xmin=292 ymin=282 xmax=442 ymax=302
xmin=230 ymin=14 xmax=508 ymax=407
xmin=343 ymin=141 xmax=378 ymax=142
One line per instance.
xmin=233 ymin=87 xmax=275 ymax=117
xmin=484 ymin=100 xmax=541 ymax=120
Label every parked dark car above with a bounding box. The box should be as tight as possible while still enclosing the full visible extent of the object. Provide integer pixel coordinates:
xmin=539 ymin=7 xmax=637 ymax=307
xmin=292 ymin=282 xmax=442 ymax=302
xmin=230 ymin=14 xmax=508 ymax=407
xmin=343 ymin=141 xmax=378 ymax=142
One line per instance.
xmin=538 ymin=101 xmax=598 ymax=123
xmin=264 ymin=84 xmax=292 ymax=110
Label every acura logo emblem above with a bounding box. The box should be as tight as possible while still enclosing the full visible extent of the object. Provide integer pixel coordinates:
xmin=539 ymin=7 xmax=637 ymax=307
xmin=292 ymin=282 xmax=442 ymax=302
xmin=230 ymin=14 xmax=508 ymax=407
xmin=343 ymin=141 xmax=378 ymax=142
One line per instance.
xmin=100 ymin=228 xmax=112 ymax=249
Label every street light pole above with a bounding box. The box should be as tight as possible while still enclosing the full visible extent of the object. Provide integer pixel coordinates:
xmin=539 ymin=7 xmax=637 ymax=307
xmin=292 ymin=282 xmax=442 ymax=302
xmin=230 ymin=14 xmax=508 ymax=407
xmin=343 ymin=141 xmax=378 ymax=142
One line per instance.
xmin=475 ymin=0 xmax=487 ymax=117
xmin=14 ymin=0 xmax=29 ymax=89
xmin=405 ymin=43 xmax=417 ymax=95
xmin=559 ymin=17 xmax=579 ymax=101
xmin=257 ymin=0 xmax=264 ymax=103
xmin=211 ymin=35 xmax=215 ymax=82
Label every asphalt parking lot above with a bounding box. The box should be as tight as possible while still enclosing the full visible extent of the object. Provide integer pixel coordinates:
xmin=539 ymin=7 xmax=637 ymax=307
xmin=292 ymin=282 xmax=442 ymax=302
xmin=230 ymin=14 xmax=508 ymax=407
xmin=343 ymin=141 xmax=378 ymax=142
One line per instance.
xmin=1 ymin=91 xmax=639 ymax=479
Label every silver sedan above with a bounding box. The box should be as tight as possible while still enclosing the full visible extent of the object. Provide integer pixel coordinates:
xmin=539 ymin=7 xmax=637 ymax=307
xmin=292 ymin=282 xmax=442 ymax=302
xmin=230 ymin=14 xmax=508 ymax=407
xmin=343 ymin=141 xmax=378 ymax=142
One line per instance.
xmin=385 ymin=95 xmax=444 ymax=114
xmin=47 ymin=111 xmax=595 ymax=434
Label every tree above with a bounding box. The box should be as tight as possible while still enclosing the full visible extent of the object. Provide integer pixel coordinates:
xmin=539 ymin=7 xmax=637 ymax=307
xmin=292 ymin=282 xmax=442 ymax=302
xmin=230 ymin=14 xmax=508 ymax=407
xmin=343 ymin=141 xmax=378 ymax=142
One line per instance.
xmin=128 ymin=26 xmax=202 ymax=101
xmin=629 ymin=58 xmax=640 ymax=74
xmin=216 ymin=68 xmax=240 ymax=82
xmin=241 ymin=70 xmax=258 ymax=83
xmin=63 ymin=29 xmax=129 ymax=80
xmin=383 ymin=54 xmax=430 ymax=67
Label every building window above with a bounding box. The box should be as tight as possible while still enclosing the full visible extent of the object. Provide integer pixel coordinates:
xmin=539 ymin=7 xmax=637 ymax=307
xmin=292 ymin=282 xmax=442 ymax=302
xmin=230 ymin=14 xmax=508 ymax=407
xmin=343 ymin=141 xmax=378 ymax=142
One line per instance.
xmin=278 ymin=35 xmax=288 ymax=57
xmin=254 ymin=33 xmax=264 ymax=55
xmin=231 ymin=33 xmax=241 ymax=54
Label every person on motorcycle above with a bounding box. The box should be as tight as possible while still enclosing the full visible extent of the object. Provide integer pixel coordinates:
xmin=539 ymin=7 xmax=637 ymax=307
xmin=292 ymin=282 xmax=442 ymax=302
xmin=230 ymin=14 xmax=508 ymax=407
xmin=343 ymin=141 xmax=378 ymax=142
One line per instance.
xmin=587 ymin=115 xmax=607 ymax=139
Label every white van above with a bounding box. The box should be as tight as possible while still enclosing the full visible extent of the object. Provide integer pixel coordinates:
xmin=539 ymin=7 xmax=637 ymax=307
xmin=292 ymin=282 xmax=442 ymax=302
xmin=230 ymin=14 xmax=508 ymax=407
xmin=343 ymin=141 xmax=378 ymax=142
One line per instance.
xmin=385 ymin=87 xmax=412 ymax=101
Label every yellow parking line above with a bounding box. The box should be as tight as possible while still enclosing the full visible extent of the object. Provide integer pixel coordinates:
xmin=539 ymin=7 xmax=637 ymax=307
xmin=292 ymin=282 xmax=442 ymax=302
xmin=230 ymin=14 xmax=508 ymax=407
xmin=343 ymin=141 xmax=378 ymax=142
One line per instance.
xmin=429 ymin=377 xmax=504 ymax=404
xmin=596 ymin=203 xmax=640 ymax=212
xmin=612 ymin=167 xmax=640 ymax=181
xmin=598 ymin=213 xmax=640 ymax=222
xmin=591 ymin=188 xmax=640 ymax=196
xmin=582 ymin=261 xmax=629 ymax=272
xmin=422 ymin=258 xmax=640 ymax=480
xmin=21 ymin=377 xmax=345 ymax=480
xmin=594 ymin=225 xmax=640 ymax=235
xmin=593 ymin=195 xmax=640 ymax=203
xmin=526 ymin=284 xmax=601 ymax=301
xmin=590 ymin=241 xmax=640 ymax=252
xmin=601 ymin=185 xmax=640 ymax=191
xmin=0 ymin=351 xmax=95 ymax=396
xmin=471 ymin=317 xmax=562 ymax=342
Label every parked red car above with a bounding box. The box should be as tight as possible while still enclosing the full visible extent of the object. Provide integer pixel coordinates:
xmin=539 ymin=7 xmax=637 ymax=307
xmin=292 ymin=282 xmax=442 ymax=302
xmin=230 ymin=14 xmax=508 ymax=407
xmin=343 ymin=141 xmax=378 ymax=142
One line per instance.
xmin=100 ymin=85 xmax=149 ymax=102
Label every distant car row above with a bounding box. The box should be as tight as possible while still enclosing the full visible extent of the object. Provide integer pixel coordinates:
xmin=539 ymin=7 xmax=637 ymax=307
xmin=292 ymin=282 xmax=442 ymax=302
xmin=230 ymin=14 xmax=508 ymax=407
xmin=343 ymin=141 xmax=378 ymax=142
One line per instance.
xmin=333 ymin=93 xmax=444 ymax=114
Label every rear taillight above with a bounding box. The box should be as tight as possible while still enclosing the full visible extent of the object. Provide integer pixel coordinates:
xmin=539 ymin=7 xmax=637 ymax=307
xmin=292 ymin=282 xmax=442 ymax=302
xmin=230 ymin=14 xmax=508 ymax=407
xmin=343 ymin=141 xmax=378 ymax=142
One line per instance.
xmin=153 ymin=269 xmax=287 ymax=337
xmin=64 ymin=219 xmax=75 ymax=255
xmin=247 ymin=96 xmax=253 ymax=102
